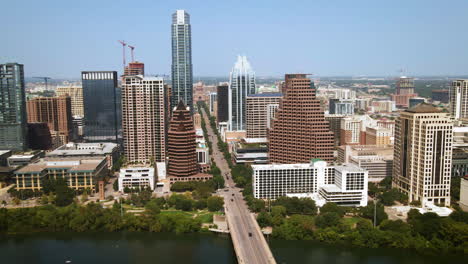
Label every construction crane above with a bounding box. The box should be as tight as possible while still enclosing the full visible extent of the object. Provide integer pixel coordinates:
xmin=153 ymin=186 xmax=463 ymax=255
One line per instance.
xmin=128 ymin=45 xmax=135 ymax=62
xmin=118 ymin=40 xmax=127 ymax=68
xmin=33 ymin=77 xmax=52 ymax=90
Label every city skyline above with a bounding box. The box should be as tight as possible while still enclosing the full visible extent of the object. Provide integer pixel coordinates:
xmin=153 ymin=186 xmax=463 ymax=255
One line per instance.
xmin=2 ymin=0 xmax=468 ymax=78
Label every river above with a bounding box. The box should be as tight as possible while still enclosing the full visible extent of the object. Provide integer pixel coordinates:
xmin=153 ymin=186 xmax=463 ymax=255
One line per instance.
xmin=0 ymin=232 xmax=466 ymax=264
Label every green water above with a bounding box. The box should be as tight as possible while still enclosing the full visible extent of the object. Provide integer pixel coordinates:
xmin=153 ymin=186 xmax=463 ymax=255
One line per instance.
xmin=0 ymin=232 xmax=466 ymax=264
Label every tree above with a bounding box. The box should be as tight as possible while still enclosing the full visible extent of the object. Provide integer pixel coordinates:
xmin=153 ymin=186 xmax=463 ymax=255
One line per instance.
xmin=257 ymin=211 xmax=272 ymax=228
xmin=315 ymin=212 xmax=341 ymax=228
xmin=359 ymin=201 xmax=388 ymax=226
xmin=271 ymin=205 xmax=287 ymax=217
xmin=368 ymin=182 xmax=380 ymax=197
xmin=123 ymin=187 xmax=131 ymax=193
xmin=113 ymin=180 xmax=119 ymax=191
xmin=145 ymin=199 xmax=161 ymax=215
xmin=379 ymin=219 xmax=410 ymax=233
xmin=54 ymin=183 xmax=75 ymax=207
xmin=320 ymin=203 xmax=345 ymax=217
xmin=207 ymin=196 xmax=224 ymax=212
xmin=356 ymin=218 xmax=373 ymax=232
xmin=379 ymin=176 xmax=392 ymax=190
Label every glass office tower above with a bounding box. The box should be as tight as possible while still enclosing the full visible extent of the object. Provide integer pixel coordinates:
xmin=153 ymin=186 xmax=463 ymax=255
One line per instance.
xmin=0 ymin=63 xmax=27 ymax=150
xmin=81 ymin=71 xmax=118 ymax=142
xmin=171 ymin=10 xmax=193 ymax=112
xmin=228 ymin=56 xmax=256 ymax=131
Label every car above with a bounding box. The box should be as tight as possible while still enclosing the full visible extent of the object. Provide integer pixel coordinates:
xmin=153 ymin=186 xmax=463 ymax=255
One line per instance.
xmin=248 ymin=232 xmax=252 ymax=237
xmin=231 ymin=199 xmax=233 ymax=202
xmin=224 ymin=189 xmax=229 ymax=192
xmin=232 ymin=193 xmax=234 ymax=197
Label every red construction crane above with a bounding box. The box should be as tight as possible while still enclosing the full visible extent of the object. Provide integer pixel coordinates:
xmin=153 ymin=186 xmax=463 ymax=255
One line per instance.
xmin=118 ymin=40 xmax=127 ymax=68
xmin=128 ymin=45 xmax=135 ymax=62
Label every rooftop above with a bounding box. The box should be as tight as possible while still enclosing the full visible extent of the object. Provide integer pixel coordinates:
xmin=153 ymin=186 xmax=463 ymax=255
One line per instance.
xmin=406 ymin=103 xmax=441 ymax=113
xmin=15 ymin=157 xmax=105 ymax=174
xmin=47 ymin=142 xmax=117 ymax=156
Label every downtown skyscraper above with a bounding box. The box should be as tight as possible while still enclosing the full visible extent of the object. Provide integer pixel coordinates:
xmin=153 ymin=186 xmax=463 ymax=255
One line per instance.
xmin=268 ymin=74 xmax=334 ymax=163
xmin=228 ymin=55 xmax=256 ymax=131
xmin=121 ymin=75 xmax=167 ymax=164
xmin=392 ymin=103 xmax=453 ymax=207
xmin=449 ymin=79 xmax=468 ymax=119
xmin=0 ymin=63 xmax=27 ymax=150
xmin=171 ymin=10 xmax=193 ymax=112
xmin=81 ymin=71 xmax=119 ymax=142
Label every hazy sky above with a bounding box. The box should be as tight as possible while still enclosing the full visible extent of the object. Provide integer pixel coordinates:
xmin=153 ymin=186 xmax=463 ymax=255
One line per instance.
xmin=2 ymin=0 xmax=467 ymax=78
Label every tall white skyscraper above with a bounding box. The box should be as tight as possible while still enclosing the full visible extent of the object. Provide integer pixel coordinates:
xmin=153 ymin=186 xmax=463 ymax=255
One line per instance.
xmin=392 ymin=103 xmax=453 ymax=207
xmin=449 ymin=79 xmax=468 ymax=119
xmin=228 ymin=55 xmax=256 ymax=131
xmin=171 ymin=10 xmax=193 ymax=112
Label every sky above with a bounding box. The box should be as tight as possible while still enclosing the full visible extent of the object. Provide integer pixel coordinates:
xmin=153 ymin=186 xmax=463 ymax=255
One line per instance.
xmin=1 ymin=0 xmax=468 ymax=78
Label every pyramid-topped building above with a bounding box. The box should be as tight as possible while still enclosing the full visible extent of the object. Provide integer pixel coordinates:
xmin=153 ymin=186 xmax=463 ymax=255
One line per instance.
xmin=268 ymin=74 xmax=334 ymax=163
xmin=167 ymin=101 xmax=198 ymax=177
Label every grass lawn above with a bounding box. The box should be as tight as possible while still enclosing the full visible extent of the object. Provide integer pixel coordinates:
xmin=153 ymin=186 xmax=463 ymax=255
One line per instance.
xmin=342 ymin=217 xmax=362 ymax=227
xmin=160 ymin=209 xmax=215 ymax=223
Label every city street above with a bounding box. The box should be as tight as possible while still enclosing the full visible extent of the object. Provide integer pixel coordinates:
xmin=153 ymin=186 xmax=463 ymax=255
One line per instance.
xmin=202 ymin=108 xmax=276 ymax=264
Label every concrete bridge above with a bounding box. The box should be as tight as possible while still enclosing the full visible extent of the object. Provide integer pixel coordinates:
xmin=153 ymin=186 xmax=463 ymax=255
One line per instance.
xmin=201 ymin=108 xmax=276 ymax=264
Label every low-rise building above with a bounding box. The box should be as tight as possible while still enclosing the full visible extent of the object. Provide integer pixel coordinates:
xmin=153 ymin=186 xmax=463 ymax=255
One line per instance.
xmin=252 ymin=160 xmax=368 ymax=206
xmin=46 ymin=142 xmax=119 ymax=169
xmin=7 ymin=151 xmax=44 ymax=168
xmin=337 ymin=144 xmax=393 ymax=164
xmin=118 ymin=166 xmax=155 ymax=191
xmin=14 ymin=157 xmax=108 ymax=191
xmin=232 ymin=138 xmax=268 ymax=164
xmin=349 ymin=155 xmax=392 ymax=182
xmin=365 ymin=126 xmax=392 ymax=146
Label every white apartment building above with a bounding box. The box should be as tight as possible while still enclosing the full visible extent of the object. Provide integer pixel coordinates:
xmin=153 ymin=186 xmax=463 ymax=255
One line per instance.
xmin=393 ymin=103 xmax=453 ymax=207
xmin=449 ymin=79 xmax=468 ymax=119
xmin=118 ymin=167 xmax=155 ymax=191
xmin=252 ymin=160 xmax=368 ymax=206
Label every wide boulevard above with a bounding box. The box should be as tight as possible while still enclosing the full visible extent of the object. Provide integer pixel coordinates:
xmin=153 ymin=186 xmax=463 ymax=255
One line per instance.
xmin=201 ymin=108 xmax=276 ymax=264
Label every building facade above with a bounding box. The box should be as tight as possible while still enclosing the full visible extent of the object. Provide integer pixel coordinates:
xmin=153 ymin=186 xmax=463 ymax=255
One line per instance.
xmin=27 ymin=96 xmax=73 ymax=148
xmin=268 ymin=74 xmax=334 ymax=163
xmin=122 ymin=76 xmax=166 ymax=163
xmin=392 ymin=103 xmax=453 ymax=207
xmin=56 ymin=84 xmax=84 ymax=117
xmin=0 ymin=63 xmax=27 ymax=150
xmin=81 ymin=71 xmax=118 ymax=142
xmin=228 ymin=56 xmax=256 ymax=131
xmin=252 ymin=160 xmax=368 ymax=206
xmin=171 ymin=10 xmax=193 ymax=111
xmin=27 ymin=123 xmax=52 ymax=150
xmin=118 ymin=166 xmax=155 ymax=191
xmin=365 ymin=126 xmax=392 ymax=146
xmin=167 ymin=101 xmax=198 ymax=177
xmin=217 ymin=84 xmax=229 ymax=123
xmin=246 ymin=93 xmax=282 ymax=138
xmin=450 ymin=79 xmax=468 ymax=119
xmin=392 ymin=76 xmax=417 ymax=108
xmin=329 ymin=99 xmax=354 ymax=115
xmin=124 ymin=62 xmax=145 ymax=76
xmin=14 ymin=157 xmax=107 ymax=192
xmin=47 ymin=142 xmax=119 ymax=169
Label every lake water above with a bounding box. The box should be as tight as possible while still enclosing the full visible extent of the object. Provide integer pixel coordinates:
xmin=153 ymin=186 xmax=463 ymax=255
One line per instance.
xmin=0 ymin=232 xmax=466 ymax=264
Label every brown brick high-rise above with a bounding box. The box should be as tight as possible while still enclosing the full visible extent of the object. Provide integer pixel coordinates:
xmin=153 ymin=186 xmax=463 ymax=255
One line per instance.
xmin=26 ymin=96 xmax=72 ymax=148
xmin=167 ymin=101 xmax=198 ymax=177
xmin=268 ymin=74 xmax=334 ymax=163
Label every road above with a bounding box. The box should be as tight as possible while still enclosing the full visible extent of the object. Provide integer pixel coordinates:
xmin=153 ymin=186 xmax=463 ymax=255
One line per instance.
xmin=202 ymin=108 xmax=276 ymax=264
